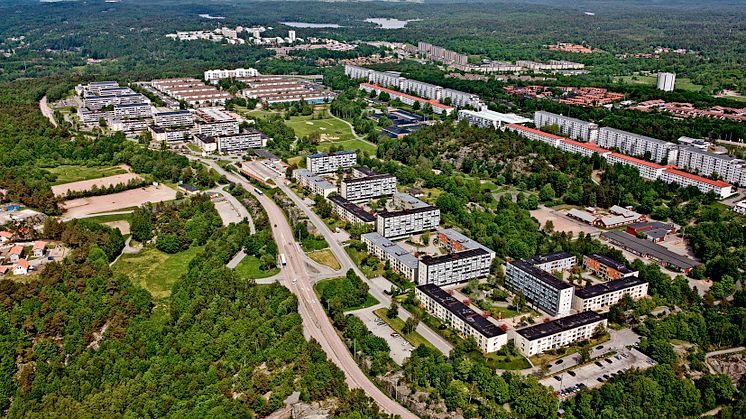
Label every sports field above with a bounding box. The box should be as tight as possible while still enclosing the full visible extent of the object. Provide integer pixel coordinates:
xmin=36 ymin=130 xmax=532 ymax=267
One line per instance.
xmin=47 ymin=164 xmax=128 ymax=185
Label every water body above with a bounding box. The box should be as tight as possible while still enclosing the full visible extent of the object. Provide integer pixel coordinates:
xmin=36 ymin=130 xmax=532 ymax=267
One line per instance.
xmin=365 ymin=18 xmax=419 ymax=29
xmin=280 ymin=22 xmax=341 ymax=28
xmin=199 ymin=14 xmax=226 ymax=20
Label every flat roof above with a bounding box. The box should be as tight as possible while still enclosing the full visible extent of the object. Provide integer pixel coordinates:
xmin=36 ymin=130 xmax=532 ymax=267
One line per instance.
xmin=417 ymin=284 xmax=505 ymax=338
xmin=516 ymin=311 xmax=604 ymax=341
xmin=115 ymin=102 xmax=150 ymax=108
xmin=342 ymin=173 xmax=396 ymax=185
xmin=154 ymin=110 xmax=191 ymax=116
xmin=585 ymin=253 xmax=635 ymax=274
xmin=536 ymin=110 xmax=596 ymax=126
xmin=360 ymin=83 xmax=455 ymax=110
xmin=561 ymin=138 xmax=610 ymax=154
xmin=460 ymin=109 xmax=532 ymax=124
xmin=361 ymin=232 xmax=419 ymax=269
xmin=393 ymin=192 xmax=429 ymax=209
xmin=308 ymin=150 xmax=356 ymax=158
xmin=438 ymin=228 xmax=494 ymax=254
xmin=506 ymin=123 xmax=563 ymax=140
xmin=353 ymin=166 xmax=377 ymax=176
xmin=509 ymin=260 xmax=573 ymax=290
xmin=663 ymin=167 xmax=731 ymax=188
xmin=601 ymin=231 xmax=699 ymax=270
xmin=574 ymin=276 xmax=647 ymax=299
xmin=328 ymin=195 xmax=376 ymax=223
xmin=377 ymin=205 xmax=438 ymax=218
xmin=293 ymin=169 xmax=337 ymax=190
xmin=598 ymin=127 xmax=670 ymax=145
xmin=609 ymin=152 xmax=665 ymax=169
xmin=528 ymin=251 xmax=575 ymax=265
xmin=420 ymin=247 xmax=489 ymax=266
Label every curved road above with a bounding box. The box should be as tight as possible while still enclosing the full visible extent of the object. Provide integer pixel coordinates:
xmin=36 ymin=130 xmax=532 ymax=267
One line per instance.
xmin=193 ymin=156 xmax=416 ymax=418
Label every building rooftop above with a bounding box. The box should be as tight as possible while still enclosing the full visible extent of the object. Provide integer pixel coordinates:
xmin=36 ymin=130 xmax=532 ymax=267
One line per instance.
xmin=536 ymin=110 xmax=596 ymax=125
xmin=195 ymin=133 xmax=216 ymax=144
xmin=574 ymin=276 xmax=647 ymax=299
xmin=461 ymin=109 xmax=532 ymax=124
xmin=328 ymin=195 xmax=376 ymax=223
xmin=527 ymin=251 xmax=575 ymax=265
xmin=663 ymin=167 xmax=731 ymax=188
xmin=115 ymin=102 xmax=151 ymax=108
xmin=377 ymin=205 xmax=438 ymax=218
xmin=361 ymin=232 xmax=419 ymax=269
xmin=419 ymin=248 xmax=489 ymax=266
xmin=154 ymin=110 xmax=191 ymax=116
xmin=438 ymin=228 xmax=495 ymax=255
xmin=585 ymin=253 xmax=635 ymax=275
xmin=308 ymin=150 xmax=356 ymax=159
xmin=417 ymin=284 xmax=506 ymax=338
xmin=609 ymin=152 xmax=665 ymax=169
xmin=561 ymin=138 xmax=610 ymax=154
xmin=293 ymin=169 xmax=337 ymax=190
xmin=360 ymin=83 xmax=455 ymax=111
xmin=509 ymin=260 xmax=573 ymax=291
xmin=353 ymin=166 xmax=377 ymax=177
xmin=516 ymin=311 xmax=604 ymax=341
xmin=342 ymin=173 xmax=396 ymax=185
xmin=601 ymin=231 xmax=699 ymax=270
xmin=178 ymin=182 xmax=199 ymax=193
xmin=393 ymin=192 xmax=430 ymax=209
xmin=506 ymin=123 xmax=564 ymax=140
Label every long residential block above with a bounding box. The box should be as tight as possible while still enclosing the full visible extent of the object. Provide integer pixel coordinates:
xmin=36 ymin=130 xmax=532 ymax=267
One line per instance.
xmin=416 ymin=284 xmax=507 ymax=353
xmin=417 ymin=248 xmax=493 ymax=286
xmin=306 ymin=150 xmax=357 ymax=174
xmin=328 ymin=195 xmax=376 ymax=226
xmin=153 ymin=110 xmax=194 ymax=128
xmin=515 ymin=311 xmax=607 ymax=356
xmin=340 ymin=174 xmax=397 ymax=201
xmin=505 ymin=259 xmax=574 ymax=317
xmin=376 ymin=206 xmax=440 ymax=239
xmin=361 ymin=232 xmax=419 ymax=280
xmin=217 ymin=129 xmax=268 ymax=152
xmin=572 ymin=276 xmax=649 ymax=312
xmin=583 ymin=254 xmax=638 ymax=281
xmin=534 ymin=111 xmax=599 ymax=142
xmin=292 ymin=169 xmax=337 ymax=197
xmin=676 ymin=145 xmax=745 ymax=187
xmin=596 ymin=127 xmax=678 ymax=164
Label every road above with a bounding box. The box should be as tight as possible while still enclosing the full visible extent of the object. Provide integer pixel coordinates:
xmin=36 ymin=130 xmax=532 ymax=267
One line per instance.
xmin=193 ymin=156 xmax=416 ymax=418
xmin=39 ymin=96 xmax=58 ymax=127
xmin=704 ymin=346 xmax=745 ymax=374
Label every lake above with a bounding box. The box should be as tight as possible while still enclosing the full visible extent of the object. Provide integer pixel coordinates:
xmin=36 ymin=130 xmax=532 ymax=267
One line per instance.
xmin=365 ymin=18 xmax=419 ymax=29
xmin=281 ymin=22 xmax=341 ymax=28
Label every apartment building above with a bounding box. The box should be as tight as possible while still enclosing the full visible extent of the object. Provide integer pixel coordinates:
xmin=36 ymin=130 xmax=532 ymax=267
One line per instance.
xmin=204 ymin=68 xmax=260 ymax=83
xmin=361 ymin=232 xmax=419 ymax=280
xmin=437 ymin=228 xmax=495 ymax=256
xmin=148 ymin=125 xmax=191 ymax=142
xmin=572 ymin=277 xmax=649 ymax=312
xmin=582 ymin=254 xmax=638 ymax=281
xmin=359 ymin=83 xmax=455 ymax=115
xmin=660 ymin=167 xmax=732 ymax=199
xmin=416 ymin=284 xmax=507 ymax=353
xmin=216 ymin=129 xmax=268 ymax=152
xmin=392 ymin=192 xmax=430 ymax=210
xmin=376 ymin=206 xmax=441 ymax=239
xmin=352 ymin=166 xmax=377 ymax=178
xmin=109 ymin=119 xmax=148 ymax=134
xmin=527 ymin=251 xmax=577 ymax=273
xmin=77 ymin=109 xmax=114 ymax=126
xmin=534 ymin=111 xmax=599 ymax=142
xmin=194 ymin=134 xmax=217 ymax=153
xmin=505 ymin=260 xmax=574 ymax=316
xmin=606 ymin=153 xmax=666 ymax=181
xmin=417 ymin=248 xmax=493 ymax=286
xmin=676 ymin=146 xmax=745 ymax=186
xmin=596 ymin=127 xmax=678 ymax=164
xmin=458 ymin=109 xmax=531 ymax=129
xmin=153 ymin=110 xmax=194 ymax=128
xmin=340 ymin=174 xmax=397 ymax=202
xmin=514 ymin=311 xmax=606 ymax=357
xmin=83 ymin=92 xmax=149 ymax=110
xmin=417 ymin=42 xmax=469 ymax=66
xmin=559 ymin=139 xmax=611 ymax=158
xmin=506 ymin=123 xmax=563 ymax=147
xmin=328 ymin=195 xmax=376 ymax=226
xmin=345 ymin=64 xmax=373 ymax=81
xmin=114 ymin=103 xmax=152 ymax=119
xmin=292 ymin=169 xmax=337 ymax=197
xmin=76 ymin=81 xmax=120 ymax=96
xmin=306 ymin=150 xmax=357 ymax=174
xmin=732 ymin=200 xmax=746 ymax=215
xmin=196 ymin=120 xmax=239 ymax=137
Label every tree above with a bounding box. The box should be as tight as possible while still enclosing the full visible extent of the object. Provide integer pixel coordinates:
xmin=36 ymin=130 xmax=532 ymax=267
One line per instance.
xmin=539 ymin=183 xmax=556 ymax=202
xmin=579 ymin=347 xmax=591 ymax=363
xmin=403 ymin=316 xmax=419 ymax=334
xmin=387 ymin=302 xmax=399 ymax=319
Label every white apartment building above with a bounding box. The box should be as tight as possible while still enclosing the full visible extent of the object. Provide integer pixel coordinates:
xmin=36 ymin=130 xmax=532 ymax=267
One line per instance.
xmin=732 ymin=200 xmax=746 ymax=215
xmin=526 ymin=252 xmax=577 ymax=273
xmin=217 ymin=130 xmax=268 ymax=152
xmin=676 ymin=146 xmax=745 ymax=186
xmin=76 ymin=81 xmax=120 ymax=96
xmin=506 ymin=124 xmax=563 ymax=147
xmin=393 ymin=192 xmax=430 ymax=210
xmin=572 ymin=277 xmax=649 ymax=312
xmin=196 ymin=120 xmax=240 ymax=137
xmin=606 ymin=153 xmax=666 ymax=181
xmin=114 ymin=103 xmax=152 ymax=119
xmin=656 ymin=72 xmax=676 ymax=92
xmin=400 ymin=79 xmax=442 ymax=101
xmin=361 ymin=232 xmax=419 ymax=280
xmin=660 ymin=167 xmax=733 ymax=199
xmin=442 ymin=88 xmax=485 ymax=109
xmin=559 ymin=139 xmax=611 ymax=158
xmin=153 ymin=110 xmax=194 ymax=128
xmin=505 ymin=259 xmax=574 ymax=317
xmin=345 ymin=65 xmax=373 ymax=81
xmin=359 ymin=83 xmax=455 ymax=115
xmin=417 ymin=284 xmax=507 ymax=353
xmin=148 ymin=125 xmax=190 ymax=142
xmin=194 ymin=134 xmax=217 ymax=153
xmin=328 ymin=195 xmax=376 ymax=226
xmin=83 ymin=92 xmax=149 ymax=110
xmin=514 ymin=311 xmax=607 ymax=357
xmin=417 ymin=43 xmax=469 ymax=66
xmin=109 ymin=119 xmax=148 ymax=134
xmin=534 ymin=111 xmax=599 ymax=142
xmin=292 ymin=169 xmax=337 ymax=197
xmin=340 ymin=174 xmax=397 ymax=202
xmin=204 ymin=68 xmax=260 ymax=83
xmin=77 ymin=109 xmax=114 ymax=126
xmin=458 ymin=109 xmax=531 ymax=129
xmin=596 ymin=128 xmax=678 ymax=164
xmin=306 ymin=150 xmax=357 ymax=174
xmin=376 ymin=206 xmax=441 ymax=239
xmin=417 ymin=248 xmax=493 ymax=286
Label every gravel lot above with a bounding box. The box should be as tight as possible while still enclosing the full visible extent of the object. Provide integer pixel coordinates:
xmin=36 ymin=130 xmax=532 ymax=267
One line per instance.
xmin=52 ymin=173 xmax=143 ymax=197
xmin=61 ymin=185 xmax=176 ymax=219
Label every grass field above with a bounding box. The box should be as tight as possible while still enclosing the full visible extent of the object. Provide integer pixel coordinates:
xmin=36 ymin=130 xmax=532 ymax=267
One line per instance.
xmin=232 ymin=255 xmax=279 ymax=279
xmin=78 ymin=212 xmax=133 ymax=224
xmin=308 ymin=249 xmax=341 ymax=270
xmin=484 ymin=352 xmax=532 ymax=370
xmin=46 ymin=165 xmax=128 ymax=185
xmin=317 ymin=138 xmax=377 ymax=155
xmin=346 ymin=246 xmax=385 ymax=278
xmin=112 ymin=246 xmax=203 ymax=299
xmin=614 ymin=74 xmax=703 ymax=92
xmin=374 ymin=307 xmax=437 ymax=351
xmin=286 ymin=115 xmax=356 ymax=140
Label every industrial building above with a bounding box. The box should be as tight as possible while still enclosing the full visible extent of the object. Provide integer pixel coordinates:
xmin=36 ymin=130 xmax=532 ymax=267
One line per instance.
xmin=601 ymin=231 xmax=699 ymax=273
xmin=514 ymin=311 xmax=607 ymax=357
xmin=416 ymin=284 xmax=507 ymax=353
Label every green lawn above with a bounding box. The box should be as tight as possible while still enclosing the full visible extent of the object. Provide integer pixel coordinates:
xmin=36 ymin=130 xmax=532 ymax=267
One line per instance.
xmin=307 ymin=249 xmax=341 ymax=270
xmin=232 ymin=255 xmax=279 ymax=279
xmin=317 ymin=138 xmax=377 ymax=155
xmin=79 ymin=212 xmax=133 ymax=224
xmin=346 ymin=246 xmax=385 ymax=278
xmin=46 ymin=165 xmax=128 ymax=185
xmin=484 ymin=352 xmax=532 ymax=370
xmin=285 ymin=115 xmax=356 ymax=140
xmin=614 ymin=74 xmax=703 ymax=92
xmin=374 ymin=307 xmax=437 ymax=351
xmin=112 ymin=246 xmax=203 ymax=299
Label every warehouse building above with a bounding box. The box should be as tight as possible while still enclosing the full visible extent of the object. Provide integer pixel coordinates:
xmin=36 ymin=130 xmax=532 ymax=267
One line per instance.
xmin=514 ymin=311 xmax=607 ymax=356
xmin=416 ymin=284 xmax=507 ymax=353
xmin=601 ymin=231 xmax=699 ymax=273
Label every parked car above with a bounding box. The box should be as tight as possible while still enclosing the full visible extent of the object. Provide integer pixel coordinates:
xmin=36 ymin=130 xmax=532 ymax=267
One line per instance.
xmin=554 ymin=375 xmax=562 ymax=381
xmin=568 ymin=370 xmax=576 ymax=377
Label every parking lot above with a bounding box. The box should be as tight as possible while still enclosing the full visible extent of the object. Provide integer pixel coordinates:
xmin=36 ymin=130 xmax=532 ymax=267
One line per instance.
xmin=353 ymin=307 xmax=414 ymax=365
xmin=540 ymin=348 xmax=657 ymax=397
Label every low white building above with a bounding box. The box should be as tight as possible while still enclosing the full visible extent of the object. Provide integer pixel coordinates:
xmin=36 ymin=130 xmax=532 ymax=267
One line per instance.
xmin=194 ymin=134 xmax=217 ymax=153
xmin=572 ymin=276 xmax=649 ymax=312
xmin=292 ymin=169 xmax=337 ymax=197
xmin=733 ymin=200 xmax=746 ymax=215
xmin=416 ymin=284 xmax=508 ymax=353
xmin=149 ymin=125 xmax=191 ymax=143
xmin=514 ymin=311 xmax=607 ymax=357
xmin=660 ymin=167 xmax=732 ymax=199
xmin=606 ymin=153 xmax=666 ymax=181
xmin=204 ymin=68 xmax=260 ymax=83
xmin=361 ymin=232 xmax=419 ymax=280
xmin=458 ymin=109 xmax=531 ymax=129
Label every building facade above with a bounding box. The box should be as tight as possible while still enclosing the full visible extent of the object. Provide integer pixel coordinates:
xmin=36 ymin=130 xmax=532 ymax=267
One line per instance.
xmin=306 ymin=150 xmax=357 ymax=174
xmin=361 ymin=232 xmax=419 ymax=280
xmin=572 ymin=277 xmax=649 ymax=312
xmin=417 ymin=248 xmax=493 ymax=286
xmin=328 ymin=195 xmax=376 ymax=226
xmin=596 ymin=128 xmax=678 ymax=164
xmin=153 ymin=110 xmax=194 ymax=128
xmin=534 ymin=111 xmax=599 ymax=142
xmin=514 ymin=311 xmax=607 ymax=356
xmin=583 ymin=254 xmax=638 ymax=281
xmin=292 ymin=169 xmax=337 ymax=197
xmin=505 ymin=260 xmax=574 ymax=317
xmin=216 ymin=130 xmax=268 ymax=152
xmin=375 ymin=206 xmax=441 ymax=239
xmin=340 ymin=174 xmax=397 ymax=202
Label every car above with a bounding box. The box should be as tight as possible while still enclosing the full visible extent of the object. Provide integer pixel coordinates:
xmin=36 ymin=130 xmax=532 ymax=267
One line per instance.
xmin=603 ymin=374 xmax=610 ymax=380
xmin=597 ymin=377 xmax=605 ymax=382
xmin=605 ymin=358 xmax=613 ymax=364
xmin=595 ymin=361 xmax=604 ymax=367
xmin=556 ymin=359 xmax=564 ymax=365
xmin=554 ymin=376 xmax=562 ymax=381
xmin=568 ymin=370 xmax=577 ymax=377
xmin=578 ymin=383 xmax=587 ymax=388
xmin=596 ymin=345 xmax=604 ymax=350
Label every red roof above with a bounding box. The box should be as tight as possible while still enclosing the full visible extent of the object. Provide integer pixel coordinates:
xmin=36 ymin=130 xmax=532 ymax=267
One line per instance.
xmin=609 ymin=153 xmax=664 ymax=169
xmin=506 ymin=123 xmax=563 ymax=140
xmin=0 ymin=231 xmax=12 ymax=239
xmin=9 ymin=246 xmax=22 ymax=255
xmin=663 ymin=167 xmax=731 ymax=188
xmin=32 ymin=241 xmax=46 ymax=250
xmin=360 ymin=83 xmax=455 ymax=110
xmin=15 ymin=259 xmax=29 ymax=269
xmin=561 ymin=138 xmax=610 ymax=154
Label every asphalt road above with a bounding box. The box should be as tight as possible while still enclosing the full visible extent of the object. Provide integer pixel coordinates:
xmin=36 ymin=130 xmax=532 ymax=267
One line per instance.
xmin=193 ymin=157 xmax=416 ymax=418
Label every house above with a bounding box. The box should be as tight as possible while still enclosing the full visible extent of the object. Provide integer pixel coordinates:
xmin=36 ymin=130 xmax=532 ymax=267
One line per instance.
xmin=13 ymin=259 xmax=29 ymax=275
xmin=32 ymin=241 xmax=47 ymax=258
xmin=177 ymin=183 xmax=199 ymax=195
xmin=8 ymin=246 xmax=23 ymax=263
xmin=0 ymin=231 xmax=13 ymax=242
xmin=0 ymin=266 xmax=11 ymax=276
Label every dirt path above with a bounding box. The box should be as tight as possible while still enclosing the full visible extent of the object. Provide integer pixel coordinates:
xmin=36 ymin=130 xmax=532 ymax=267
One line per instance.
xmin=39 ymin=96 xmax=58 ymax=128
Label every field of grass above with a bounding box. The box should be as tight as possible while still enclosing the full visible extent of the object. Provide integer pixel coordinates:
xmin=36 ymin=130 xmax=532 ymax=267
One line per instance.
xmin=374 ymin=307 xmax=437 ymax=351
xmin=78 ymin=212 xmax=133 ymax=224
xmin=614 ymin=74 xmax=703 ymax=92
xmin=317 ymin=138 xmax=377 ymax=155
xmin=484 ymin=352 xmax=532 ymax=370
xmin=46 ymin=165 xmax=128 ymax=185
xmin=307 ymin=249 xmax=341 ymax=270
xmin=346 ymin=246 xmax=385 ymax=278
xmin=112 ymin=246 xmax=203 ymax=299
xmin=285 ymin=115 xmax=355 ymax=140
xmin=232 ymin=255 xmax=279 ymax=279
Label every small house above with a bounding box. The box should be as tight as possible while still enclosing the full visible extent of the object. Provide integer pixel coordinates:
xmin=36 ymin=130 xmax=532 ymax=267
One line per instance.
xmin=32 ymin=241 xmax=47 ymax=258
xmin=8 ymin=246 xmax=23 ymax=263
xmin=13 ymin=259 xmax=29 ymax=275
